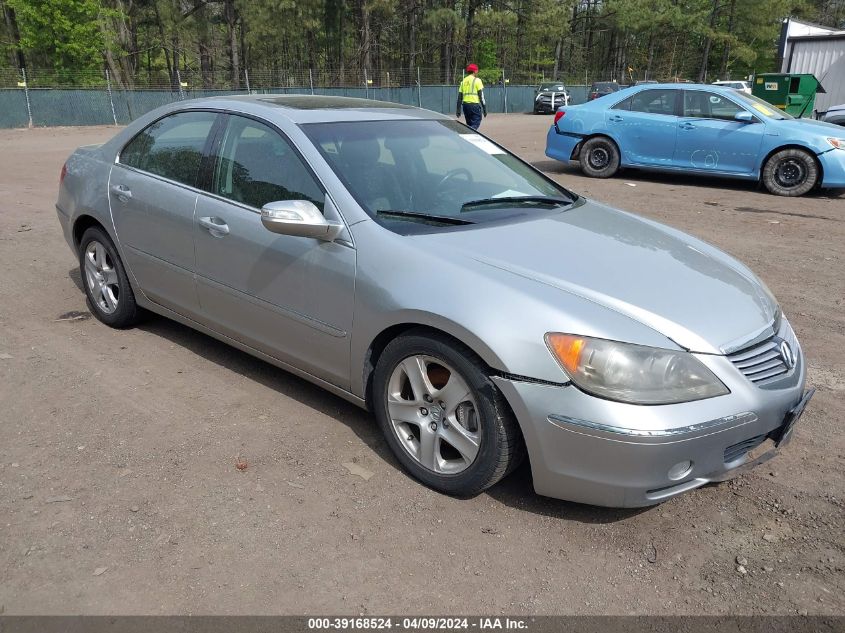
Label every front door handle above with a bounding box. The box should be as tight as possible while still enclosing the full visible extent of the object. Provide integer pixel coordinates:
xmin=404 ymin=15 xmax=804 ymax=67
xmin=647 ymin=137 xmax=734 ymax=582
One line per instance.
xmin=199 ymin=216 xmax=229 ymax=237
xmin=679 ymin=121 xmax=696 ymax=130
xmin=110 ymin=184 xmax=132 ymax=200
xmin=609 ymin=114 xmax=624 ymax=122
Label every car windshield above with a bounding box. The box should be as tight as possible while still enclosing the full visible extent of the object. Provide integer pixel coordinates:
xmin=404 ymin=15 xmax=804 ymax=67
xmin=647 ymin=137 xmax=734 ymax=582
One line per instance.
xmin=302 ymin=119 xmax=574 ymax=229
xmin=733 ymin=92 xmax=794 ymax=120
xmin=540 ymin=83 xmax=566 ymax=91
xmin=594 ymin=83 xmax=619 ymax=91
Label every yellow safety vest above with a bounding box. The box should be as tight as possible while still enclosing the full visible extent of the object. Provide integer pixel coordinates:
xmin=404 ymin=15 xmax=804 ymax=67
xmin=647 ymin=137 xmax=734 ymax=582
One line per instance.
xmin=459 ymin=75 xmax=484 ymax=104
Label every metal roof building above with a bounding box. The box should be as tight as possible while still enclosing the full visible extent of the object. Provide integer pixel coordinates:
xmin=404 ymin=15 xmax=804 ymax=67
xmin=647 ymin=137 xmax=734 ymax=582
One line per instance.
xmin=777 ymin=18 xmax=845 ymax=115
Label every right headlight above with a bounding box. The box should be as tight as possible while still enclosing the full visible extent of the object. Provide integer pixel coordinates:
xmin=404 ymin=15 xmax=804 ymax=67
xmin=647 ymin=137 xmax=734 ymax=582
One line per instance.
xmin=545 ymin=333 xmax=729 ymax=405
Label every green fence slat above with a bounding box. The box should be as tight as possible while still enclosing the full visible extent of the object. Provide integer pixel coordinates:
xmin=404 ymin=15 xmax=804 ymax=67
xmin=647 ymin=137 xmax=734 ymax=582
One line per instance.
xmin=0 ymin=85 xmax=590 ymax=128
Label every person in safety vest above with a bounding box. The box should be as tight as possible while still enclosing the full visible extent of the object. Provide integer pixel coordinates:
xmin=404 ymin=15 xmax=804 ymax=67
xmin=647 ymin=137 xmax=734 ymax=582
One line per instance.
xmin=456 ymin=63 xmax=487 ymax=130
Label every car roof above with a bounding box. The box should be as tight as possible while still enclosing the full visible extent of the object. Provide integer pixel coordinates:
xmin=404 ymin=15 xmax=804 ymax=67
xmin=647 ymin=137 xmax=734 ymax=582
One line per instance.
xmin=617 ymin=82 xmax=746 ymax=93
xmin=166 ymin=94 xmax=450 ymax=124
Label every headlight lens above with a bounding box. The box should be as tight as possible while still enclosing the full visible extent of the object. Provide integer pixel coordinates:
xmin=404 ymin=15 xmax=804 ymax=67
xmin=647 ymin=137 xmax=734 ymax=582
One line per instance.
xmin=545 ymin=333 xmax=729 ymax=405
xmin=827 ymin=137 xmax=845 ymax=150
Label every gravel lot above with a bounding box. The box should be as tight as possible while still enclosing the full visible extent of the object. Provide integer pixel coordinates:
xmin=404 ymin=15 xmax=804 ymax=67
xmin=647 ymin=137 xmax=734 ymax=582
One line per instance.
xmin=0 ymin=114 xmax=843 ymax=615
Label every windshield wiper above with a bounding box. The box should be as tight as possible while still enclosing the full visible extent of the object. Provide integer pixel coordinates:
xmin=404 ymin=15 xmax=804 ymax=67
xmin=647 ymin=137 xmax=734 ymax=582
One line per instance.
xmin=376 ymin=210 xmax=474 ymax=225
xmin=461 ymin=196 xmax=572 ymax=211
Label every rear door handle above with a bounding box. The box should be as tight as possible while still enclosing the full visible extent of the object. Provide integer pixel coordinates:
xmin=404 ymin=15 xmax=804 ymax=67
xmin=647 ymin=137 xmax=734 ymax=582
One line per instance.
xmin=199 ymin=216 xmax=229 ymax=237
xmin=679 ymin=121 xmax=696 ymax=130
xmin=110 ymin=184 xmax=132 ymax=200
xmin=609 ymin=115 xmax=624 ymax=122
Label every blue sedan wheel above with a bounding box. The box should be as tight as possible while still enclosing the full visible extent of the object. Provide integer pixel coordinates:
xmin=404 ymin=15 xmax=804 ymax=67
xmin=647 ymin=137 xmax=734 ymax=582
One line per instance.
xmin=579 ymin=136 xmax=620 ymax=178
xmin=762 ymin=148 xmax=819 ymax=197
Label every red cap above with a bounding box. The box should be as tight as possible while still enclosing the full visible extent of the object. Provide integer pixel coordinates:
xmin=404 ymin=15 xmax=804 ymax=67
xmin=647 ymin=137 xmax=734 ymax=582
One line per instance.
xmin=466 ymin=63 xmax=478 ymax=73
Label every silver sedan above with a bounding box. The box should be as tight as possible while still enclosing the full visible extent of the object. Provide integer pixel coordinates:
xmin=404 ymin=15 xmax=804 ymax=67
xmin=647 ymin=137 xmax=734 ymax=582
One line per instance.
xmin=56 ymin=95 xmax=812 ymax=507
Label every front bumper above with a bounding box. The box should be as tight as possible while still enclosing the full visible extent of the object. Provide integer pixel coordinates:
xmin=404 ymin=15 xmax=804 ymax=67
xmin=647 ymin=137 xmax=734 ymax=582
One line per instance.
xmin=818 ymin=149 xmax=845 ymax=188
xmin=534 ymin=96 xmax=568 ymax=113
xmin=493 ymin=330 xmax=807 ymax=508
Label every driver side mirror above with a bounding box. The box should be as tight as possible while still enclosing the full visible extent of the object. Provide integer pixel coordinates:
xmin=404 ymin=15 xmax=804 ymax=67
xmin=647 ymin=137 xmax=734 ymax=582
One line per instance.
xmin=734 ymin=111 xmax=755 ymax=123
xmin=260 ymin=200 xmax=344 ymax=241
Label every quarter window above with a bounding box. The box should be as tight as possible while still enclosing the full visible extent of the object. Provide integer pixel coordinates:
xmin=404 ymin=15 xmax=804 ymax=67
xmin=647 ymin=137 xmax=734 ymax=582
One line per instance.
xmin=684 ymin=91 xmax=746 ymax=121
xmin=611 ymin=97 xmax=632 ymax=111
xmin=211 ymin=116 xmax=325 ymax=211
xmin=630 ymin=89 xmax=678 ymax=116
xmin=120 ymin=111 xmax=217 ymax=186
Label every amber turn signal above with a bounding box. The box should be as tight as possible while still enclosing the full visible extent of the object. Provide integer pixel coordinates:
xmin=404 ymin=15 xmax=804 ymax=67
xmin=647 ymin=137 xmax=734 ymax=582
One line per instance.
xmin=545 ymin=333 xmax=585 ymax=374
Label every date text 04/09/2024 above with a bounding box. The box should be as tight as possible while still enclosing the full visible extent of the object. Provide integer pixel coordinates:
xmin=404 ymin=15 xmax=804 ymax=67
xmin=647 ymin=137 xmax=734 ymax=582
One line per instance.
xmin=307 ymin=617 xmax=529 ymax=630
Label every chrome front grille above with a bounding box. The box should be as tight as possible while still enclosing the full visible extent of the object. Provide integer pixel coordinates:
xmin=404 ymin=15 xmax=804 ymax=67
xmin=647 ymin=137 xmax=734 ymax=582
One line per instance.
xmin=537 ymin=92 xmax=566 ymax=103
xmin=727 ymin=330 xmax=796 ymax=386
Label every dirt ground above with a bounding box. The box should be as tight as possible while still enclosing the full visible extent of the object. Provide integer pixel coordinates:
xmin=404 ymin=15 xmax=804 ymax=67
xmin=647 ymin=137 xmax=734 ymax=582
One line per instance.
xmin=0 ymin=114 xmax=843 ymax=616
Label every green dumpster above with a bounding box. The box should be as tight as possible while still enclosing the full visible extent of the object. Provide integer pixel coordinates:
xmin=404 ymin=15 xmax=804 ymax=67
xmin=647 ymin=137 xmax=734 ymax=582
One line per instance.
xmin=752 ymin=73 xmax=826 ymax=118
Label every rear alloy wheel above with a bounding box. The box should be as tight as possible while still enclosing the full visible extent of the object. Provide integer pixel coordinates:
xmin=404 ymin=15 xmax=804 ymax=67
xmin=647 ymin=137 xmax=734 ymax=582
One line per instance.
xmin=762 ymin=148 xmax=818 ymax=197
xmin=373 ymin=331 xmax=525 ymax=496
xmin=79 ymin=226 xmax=141 ymax=328
xmin=579 ymin=136 xmax=620 ymax=178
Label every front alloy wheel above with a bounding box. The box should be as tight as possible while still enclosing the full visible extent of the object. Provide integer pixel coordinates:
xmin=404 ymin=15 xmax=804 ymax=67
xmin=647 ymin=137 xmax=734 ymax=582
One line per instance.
xmin=373 ymin=330 xmax=525 ymax=497
xmin=387 ymin=355 xmax=481 ymax=474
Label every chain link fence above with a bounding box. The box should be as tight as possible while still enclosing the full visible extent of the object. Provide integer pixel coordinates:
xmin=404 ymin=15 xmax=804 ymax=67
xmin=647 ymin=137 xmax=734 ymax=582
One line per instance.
xmin=0 ymin=66 xmax=598 ymax=128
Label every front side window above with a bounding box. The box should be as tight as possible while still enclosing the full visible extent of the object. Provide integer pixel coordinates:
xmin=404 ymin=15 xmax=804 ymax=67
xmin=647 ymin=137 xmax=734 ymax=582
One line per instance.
xmin=120 ymin=111 xmax=217 ymax=186
xmin=684 ymin=91 xmax=745 ymax=121
xmin=630 ymin=89 xmax=678 ymax=116
xmin=303 ymin=119 xmax=573 ymax=230
xmin=211 ymin=116 xmax=325 ymax=211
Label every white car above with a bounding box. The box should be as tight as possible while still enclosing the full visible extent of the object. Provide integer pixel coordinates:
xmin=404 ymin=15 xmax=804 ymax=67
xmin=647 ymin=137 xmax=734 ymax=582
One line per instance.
xmin=712 ymin=80 xmax=752 ymax=94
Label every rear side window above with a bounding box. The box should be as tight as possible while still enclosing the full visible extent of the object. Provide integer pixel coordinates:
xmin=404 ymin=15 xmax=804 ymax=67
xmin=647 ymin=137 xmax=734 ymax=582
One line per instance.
xmin=630 ymin=89 xmax=678 ymax=115
xmin=120 ymin=111 xmax=217 ymax=186
xmin=210 ymin=115 xmax=325 ymax=211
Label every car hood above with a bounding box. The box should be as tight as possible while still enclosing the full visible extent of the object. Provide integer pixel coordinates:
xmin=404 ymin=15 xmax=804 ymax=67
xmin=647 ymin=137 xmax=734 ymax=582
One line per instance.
xmin=412 ymin=200 xmax=777 ymax=354
xmin=775 ymin=117 xmax=845 ymax=135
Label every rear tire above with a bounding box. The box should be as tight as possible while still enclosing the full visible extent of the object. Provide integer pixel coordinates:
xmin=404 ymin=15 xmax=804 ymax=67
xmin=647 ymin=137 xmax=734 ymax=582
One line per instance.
xmin=761 ymin=148 xmax=818 ymax=197
xmin=372 ymin=331 xmax=525 ymax=497
xmin=78 ymin=226 xmax=141 ymax=328
xmin=579 ymin=136 xmax=620 ymax=178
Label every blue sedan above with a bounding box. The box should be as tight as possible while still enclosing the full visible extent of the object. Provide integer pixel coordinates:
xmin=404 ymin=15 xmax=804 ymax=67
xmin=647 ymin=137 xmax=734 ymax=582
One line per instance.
xmin=545 ymin=83 xmax=845 ymax=196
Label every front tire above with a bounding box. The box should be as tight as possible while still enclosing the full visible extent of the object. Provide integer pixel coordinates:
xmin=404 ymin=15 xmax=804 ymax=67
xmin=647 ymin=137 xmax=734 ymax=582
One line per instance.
xmin=579 ymin=136 xmax=620 ymax=178
xmin=762 ymin=148 xmax=818 ymax=196
xmin=372 ymin=331 xmax=525 ymax=497
xmin=79 ymin=226 xmax=141 ymax=328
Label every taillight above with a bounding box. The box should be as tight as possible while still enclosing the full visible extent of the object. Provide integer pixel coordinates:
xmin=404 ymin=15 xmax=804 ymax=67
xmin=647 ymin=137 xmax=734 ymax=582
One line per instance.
xmin=554 ymin=110 xmax=566 ymax=124
xmin=60 ymin=163 xmax=67 ymax=185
